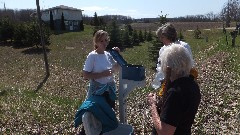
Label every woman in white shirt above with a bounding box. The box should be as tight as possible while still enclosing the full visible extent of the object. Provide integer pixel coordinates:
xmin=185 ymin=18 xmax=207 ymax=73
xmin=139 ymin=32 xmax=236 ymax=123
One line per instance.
xmin=75 ymin=30 xmax=120 ymax=134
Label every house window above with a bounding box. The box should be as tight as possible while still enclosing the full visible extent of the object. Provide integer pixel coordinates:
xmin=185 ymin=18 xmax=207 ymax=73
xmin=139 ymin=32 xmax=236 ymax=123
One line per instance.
xmin=69 ymin=21 xmax=73 ymax=26
xmin=64 ymin=21 xmax=69 ymax=25
xmin=54 ymin=9 xmax=57 ymax=15
xmin=74 ymin=21 xmax=78 ymax=25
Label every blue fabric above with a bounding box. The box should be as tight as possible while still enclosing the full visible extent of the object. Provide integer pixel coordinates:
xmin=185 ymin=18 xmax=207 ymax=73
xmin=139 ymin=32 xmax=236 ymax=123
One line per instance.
xmin=74 ymin=81 xmax=118 ymax=133
xmin=92 ymin=81 xmax=116 ymax=101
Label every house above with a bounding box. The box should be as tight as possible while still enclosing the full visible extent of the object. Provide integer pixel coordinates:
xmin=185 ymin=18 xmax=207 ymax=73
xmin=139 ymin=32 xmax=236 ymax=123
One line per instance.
xmin=41 ymin=5 xmax=84 ymax=31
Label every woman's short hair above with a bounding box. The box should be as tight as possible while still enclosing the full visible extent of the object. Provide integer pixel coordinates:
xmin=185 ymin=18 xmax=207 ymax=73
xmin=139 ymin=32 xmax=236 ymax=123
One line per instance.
xmin=160 ymin=43 xmax=193 ymax=79
xmin=156 ymin=23 xmax=177 ymax=42
xmin=93 ymin=30 xmax=110 ymax=49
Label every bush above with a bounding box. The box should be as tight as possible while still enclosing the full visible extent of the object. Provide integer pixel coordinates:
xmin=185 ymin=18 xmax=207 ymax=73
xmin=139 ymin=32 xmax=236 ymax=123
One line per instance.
xmin=0 ymin=18 xmax=14 ymax=42
xmin=194 ymin=27 xmax=201 ymax=39
xmin=25 ymin=21 xmax=51 ymax=47
xmin=13 ymin=21 xmax=51 ymax=48
xmin=13 ymin=23 xmax=27 ymax=46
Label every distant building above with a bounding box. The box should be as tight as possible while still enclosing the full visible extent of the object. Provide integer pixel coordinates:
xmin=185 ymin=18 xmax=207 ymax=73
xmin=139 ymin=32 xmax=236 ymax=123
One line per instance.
xmin=41 ymin=5 xmax=84 ymax=31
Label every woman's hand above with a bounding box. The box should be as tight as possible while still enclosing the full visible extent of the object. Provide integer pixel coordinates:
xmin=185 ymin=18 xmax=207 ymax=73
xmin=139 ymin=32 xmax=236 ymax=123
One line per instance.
xmin=102 ymin=69 xmax=113 ymax=77
xmin=147 ymin=93 xmax=157 ymax=106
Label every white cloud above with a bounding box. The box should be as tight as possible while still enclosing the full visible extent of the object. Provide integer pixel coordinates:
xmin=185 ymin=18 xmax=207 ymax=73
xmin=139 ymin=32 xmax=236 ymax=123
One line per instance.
xmin=82 ymin=6 xmax=117 ymax=12
xmin=126 ymin=9 xmax=137 ymax=13
xmin=81 ymin=6 xmax=156 ymax=19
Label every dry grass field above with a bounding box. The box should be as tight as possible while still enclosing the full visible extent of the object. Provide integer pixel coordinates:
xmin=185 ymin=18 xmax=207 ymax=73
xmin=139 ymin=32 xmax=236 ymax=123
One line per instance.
xmin=131 ymin=21 xmax=237 ymax=31
xmin=0 ymin=23 xmax=239 ymax=134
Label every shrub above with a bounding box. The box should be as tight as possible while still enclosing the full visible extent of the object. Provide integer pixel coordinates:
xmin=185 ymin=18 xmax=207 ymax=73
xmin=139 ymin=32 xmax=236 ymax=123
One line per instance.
xmin=0 ymin=18 xmax=14 ymax=42
xmin=13 ymin=23 xmax=27 ymax=46
xmin=194 ymin=27 xmax=201 ymax=39
xmin=13 ymin=21 xmax=51 ymax=48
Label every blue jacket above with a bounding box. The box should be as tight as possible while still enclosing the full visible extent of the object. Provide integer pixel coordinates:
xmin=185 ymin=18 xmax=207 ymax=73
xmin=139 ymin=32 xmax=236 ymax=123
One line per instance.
xmin=74 ymin=81 xmax=118 ymax=133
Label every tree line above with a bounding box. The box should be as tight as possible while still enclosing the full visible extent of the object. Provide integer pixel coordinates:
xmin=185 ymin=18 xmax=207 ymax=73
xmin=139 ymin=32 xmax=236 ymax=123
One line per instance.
xmin=89 ymin=12 xmax=154 ymax=50
xmin=1 ymin=0 xmax=239 ymax=48
xmin=0 ymin=17 xmax=50 ymax=48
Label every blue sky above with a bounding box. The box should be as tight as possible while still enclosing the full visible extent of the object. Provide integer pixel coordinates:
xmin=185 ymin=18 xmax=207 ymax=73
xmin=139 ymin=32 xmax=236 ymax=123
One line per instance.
xmin=1 ymin=0 xmax=228 ymax=18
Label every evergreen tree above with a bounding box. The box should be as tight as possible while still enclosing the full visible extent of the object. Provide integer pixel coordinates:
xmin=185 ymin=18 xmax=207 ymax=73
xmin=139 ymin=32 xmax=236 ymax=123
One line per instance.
xmin=144 ymin=29 xmax=147 ymax=41
xmin=159 ymin=11 xmax=168 ymax=25
xmin=93 ymin=12 xmax=100 ymax=26
xmin=194 ymin=26 xmax=201 ymax=39
xmin=107 ymin=18 xmax=121 ymax=49
xmin=92 ymin=12 xmax=100 ymax=31
xmin=49 ymin=10 xmax=54 ymax=30
xmin=99 ymin=17 xmax=106 ymax=30
xmin=132 ymin=29 xmax=139 ymax=45
xmin=0 ymin=18 xmax=14 ymax=42
xmin=122 ymin=30 xmax=132 ymax=48
xmin=61 ymin=12 xmax=65 ymax=30
xmin=138 ymin=30 xmax=144 ymax=42
xmin=178 ymin=29 xmax=184 ymax=41
xmin=79 ymin=20 xmax=84 ymax=31
xmin=146 ymin=30 xmax=153 ymax=41
xmin=150 ymin=36 xmax=163 ymax=64
xmin=125 ymin=24 xmax=133 ymax=36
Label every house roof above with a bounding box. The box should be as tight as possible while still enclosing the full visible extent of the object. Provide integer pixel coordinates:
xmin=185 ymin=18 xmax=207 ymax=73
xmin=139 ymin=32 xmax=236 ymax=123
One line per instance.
xmin=42 ymin=5 xmax=83 ymax=12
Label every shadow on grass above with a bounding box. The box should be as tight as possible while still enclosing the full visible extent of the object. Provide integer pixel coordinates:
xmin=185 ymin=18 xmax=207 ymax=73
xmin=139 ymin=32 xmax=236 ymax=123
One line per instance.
xmin=0 ymin=41 xmax=13 ymax=47
xmin=21 ymin=47 xmax=50 ymax=55
xmin=0 ymin=90 xmax=7 ymax=96
xmin=53 ymin=30 xmax=81 ymax=35
xmin=35 ymin=73 xmax=50 ymax=92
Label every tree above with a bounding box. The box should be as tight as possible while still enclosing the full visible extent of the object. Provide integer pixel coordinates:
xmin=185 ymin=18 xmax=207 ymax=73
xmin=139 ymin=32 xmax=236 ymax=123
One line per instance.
xmin=91 ymin=12 xmax=101 ymax=32
xmin=61 ymin=12 xmax=65 ymax=30
xmin=159 ymin=11 xmax=168 ymax=25
xmin=0 ymin=18 xmax=14 ymax=42
xmin=146 ymin=30 xmax=153 ymax=41
xmin=79 ymin=20 xmax=84 ymax=31
xmin=144 ymin=29 xmax=147 ymax=40
xmin=107 ymin=18 xmax=122 ymax=49
xmin=132 ymin=29 xmax=139 ymax=45
xmin=220 ymin=0 xmax=239 ymax=27
xmin=49 ymin=10 xmax=54 ymax=30
xmin=194 ymin=26 xmax=201 ymax=39
xmin=13 ymin=23 xmax=26 ymax=45
xmin=138 ymin=30 xmax=144 ymax=42
xmin=178 ymin=29 xmax=184 ymax=41
xmin=36 ymin=0 xmax=50 ymax=88
xmin=99 ymin=17 xmax=106 ymax=30
xmin=122 ymin=30 xmax=132 ymax=48
xmin=125 ymin=24 xmax=133 ymax=36
xmin=92 ymin=12 xmax=100 ymax=28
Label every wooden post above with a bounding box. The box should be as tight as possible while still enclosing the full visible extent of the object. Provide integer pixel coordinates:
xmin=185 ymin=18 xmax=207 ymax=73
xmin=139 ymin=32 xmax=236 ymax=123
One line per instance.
xmin=35 ymin=0 xmax=50 ymax=91
xmin=36 ymin=0 xmax=50 ymax=76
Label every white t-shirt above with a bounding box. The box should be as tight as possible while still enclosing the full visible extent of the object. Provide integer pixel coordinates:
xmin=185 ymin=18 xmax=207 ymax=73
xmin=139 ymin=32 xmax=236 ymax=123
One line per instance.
xmin=83 ymin=50 xmax=117 ymax=84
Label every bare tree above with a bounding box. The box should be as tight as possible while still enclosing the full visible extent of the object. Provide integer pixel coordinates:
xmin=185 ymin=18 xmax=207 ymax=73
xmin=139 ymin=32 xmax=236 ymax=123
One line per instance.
xmin=221 ymin=0 xmax=239 ymax=27
xmin=35 ymin=0 xmax=50 ymax=91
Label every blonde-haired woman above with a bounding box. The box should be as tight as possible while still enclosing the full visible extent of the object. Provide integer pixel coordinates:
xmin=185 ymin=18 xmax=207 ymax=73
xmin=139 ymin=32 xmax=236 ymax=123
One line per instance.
xmin=75 ymin=30 xmax=120 ymax=134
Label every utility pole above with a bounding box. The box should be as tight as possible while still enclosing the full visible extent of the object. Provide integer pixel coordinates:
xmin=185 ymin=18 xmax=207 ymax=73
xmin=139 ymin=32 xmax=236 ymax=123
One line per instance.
xmin=3 ymin=2 xmax=6 ymax=11
xmin=226 ymin=0 xmax=231 ymax=27
xmin=35 ymin=0 xmax=50 ymax=91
